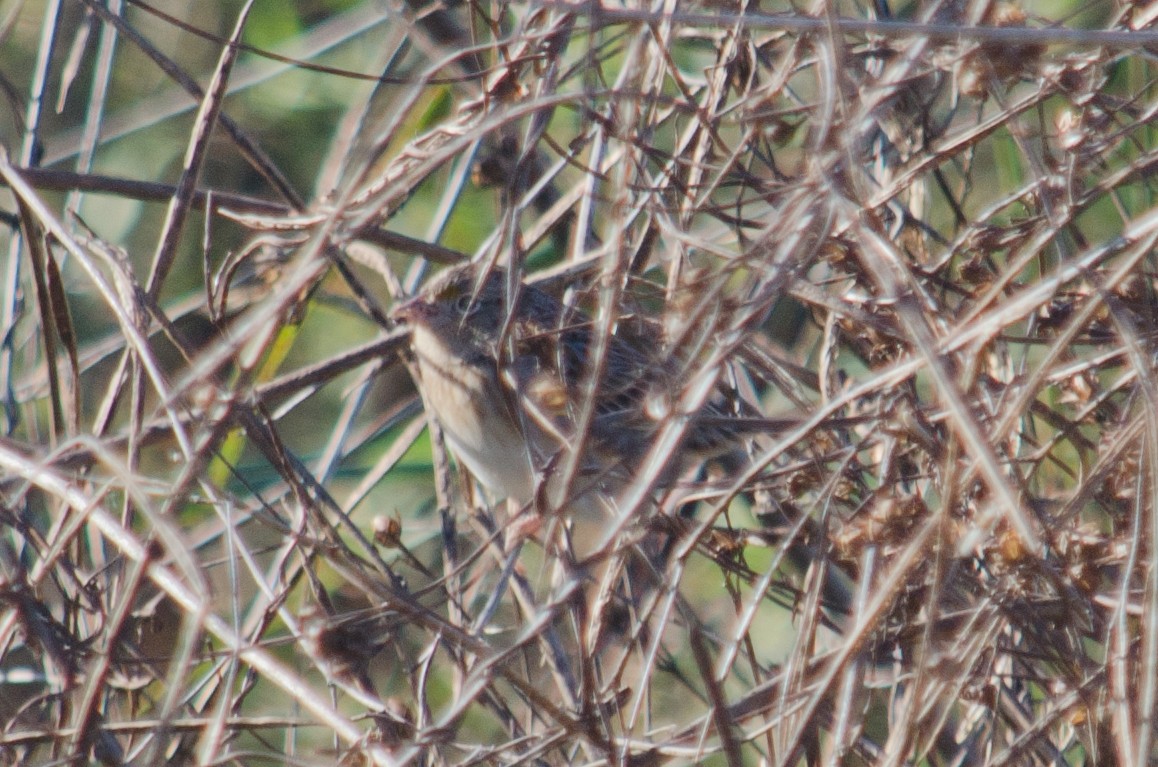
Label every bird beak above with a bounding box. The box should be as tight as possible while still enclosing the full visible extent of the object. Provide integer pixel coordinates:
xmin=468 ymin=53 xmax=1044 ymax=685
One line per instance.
xmin=390 ymin=295 xmax=428 ymax=326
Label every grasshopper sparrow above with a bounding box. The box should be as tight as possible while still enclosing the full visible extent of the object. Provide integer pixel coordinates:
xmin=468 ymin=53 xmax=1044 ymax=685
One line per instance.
xmin=392 ymin=261 xmax=855 ymax=613
xmin=391 ymin=261 xmax=752 ymax=510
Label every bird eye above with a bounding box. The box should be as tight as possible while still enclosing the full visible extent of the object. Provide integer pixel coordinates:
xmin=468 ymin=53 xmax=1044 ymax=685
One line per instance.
xmin=454 ymin=292 xmax=474 ymax=313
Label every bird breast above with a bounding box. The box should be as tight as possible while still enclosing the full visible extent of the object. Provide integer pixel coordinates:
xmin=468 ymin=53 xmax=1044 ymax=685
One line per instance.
xmin=409 ymin=324 xmax=537 ymax=502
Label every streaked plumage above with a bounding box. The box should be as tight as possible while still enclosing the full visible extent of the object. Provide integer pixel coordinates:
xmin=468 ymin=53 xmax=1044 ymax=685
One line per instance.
xmin=392 ymin=262 xmax=745 ymax=507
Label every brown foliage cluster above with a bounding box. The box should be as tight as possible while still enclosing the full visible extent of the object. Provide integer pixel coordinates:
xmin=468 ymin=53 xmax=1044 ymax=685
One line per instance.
xmin=1 ymin=0 xmax=1157 ymax=765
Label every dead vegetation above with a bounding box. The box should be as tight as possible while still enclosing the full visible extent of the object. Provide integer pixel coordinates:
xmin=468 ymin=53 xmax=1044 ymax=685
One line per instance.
xmin=2 ymin=0 xmax=1158 ymax=764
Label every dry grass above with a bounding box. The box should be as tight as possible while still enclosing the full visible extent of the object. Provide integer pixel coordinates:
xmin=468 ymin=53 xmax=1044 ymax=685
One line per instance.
xmin=2 ymin=0 xmax=1158 ymax=764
